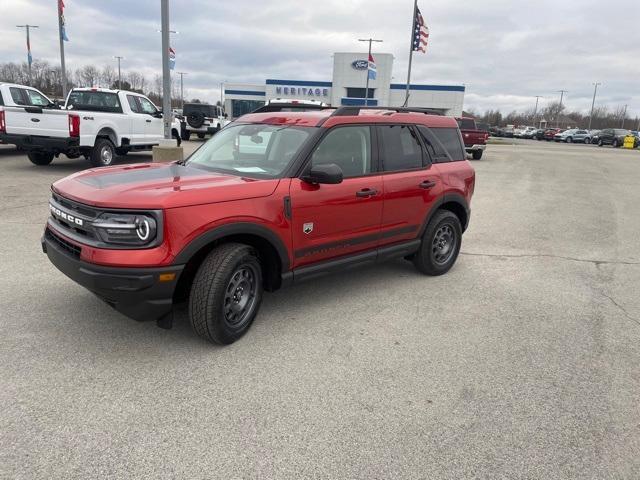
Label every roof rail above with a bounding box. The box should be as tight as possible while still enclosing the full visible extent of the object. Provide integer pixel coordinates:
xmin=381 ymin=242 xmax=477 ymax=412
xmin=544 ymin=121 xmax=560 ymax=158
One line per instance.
xmin=330 ymin=106 xmax=444 ymax=117
xmin=250 ymin=103 xmax=331 ymax=114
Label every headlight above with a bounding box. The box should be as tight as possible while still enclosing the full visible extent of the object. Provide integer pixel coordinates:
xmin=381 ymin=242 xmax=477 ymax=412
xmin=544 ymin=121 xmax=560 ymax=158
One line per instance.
xmin=93 ymin=212 xmax=157 ymax=246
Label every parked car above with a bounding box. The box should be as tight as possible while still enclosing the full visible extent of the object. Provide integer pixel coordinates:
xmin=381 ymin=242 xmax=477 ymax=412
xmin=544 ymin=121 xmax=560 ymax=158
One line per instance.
xmin=597 ymin=128 xmax=634 ymax=148
xmin=455 ymin=116 xmax=488 ymax=160
xmin=520 ymin=127 xmax=538 ymax=139
xmin=589 ymin=130 xmax=601 ymax=144
xmin=42 ymin=106 xmax=475 ymax=344
xmin=533 ymin=129 xmax=546 ymax=140
xmin=1 ymin=84 xmax=182 ymax=166
xmin=543 ymin=128 xmax=563 ymax=141
xmin=181 ymin=103 xmax=230 ymax=140
xmin=500 ymin=126 xmax=514 ymax=138
xmin=553 ymin=129 xmax=592 ymax=143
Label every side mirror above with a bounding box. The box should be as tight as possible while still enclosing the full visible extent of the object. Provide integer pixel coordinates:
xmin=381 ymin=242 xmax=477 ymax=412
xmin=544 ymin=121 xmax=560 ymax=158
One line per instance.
xmin=303 ymin=163 xmax=343 ymax=185
xmin=153 ymin=110 xmax=163 ymax=118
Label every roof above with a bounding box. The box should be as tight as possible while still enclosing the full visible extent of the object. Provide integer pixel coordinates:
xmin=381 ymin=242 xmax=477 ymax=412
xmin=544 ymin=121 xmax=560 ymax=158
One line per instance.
xmin=238 ymin=108 xmax=458 ymax=128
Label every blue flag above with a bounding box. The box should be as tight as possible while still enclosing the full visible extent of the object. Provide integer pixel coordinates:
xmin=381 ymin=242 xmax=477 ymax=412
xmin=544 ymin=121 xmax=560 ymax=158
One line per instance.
xmin=368 ymin=53 xmax=377 ymax=80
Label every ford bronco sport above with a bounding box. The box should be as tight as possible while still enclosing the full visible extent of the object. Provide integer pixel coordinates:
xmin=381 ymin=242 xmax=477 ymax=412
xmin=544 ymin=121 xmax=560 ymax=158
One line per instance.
xmin=42 ymin=106 xmax=475 ymax=345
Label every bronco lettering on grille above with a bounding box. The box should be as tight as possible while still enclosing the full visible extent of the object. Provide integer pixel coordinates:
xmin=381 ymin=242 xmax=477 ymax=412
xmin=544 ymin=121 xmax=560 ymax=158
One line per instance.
xmin=50 ymin=203 xmax=83 ymax=226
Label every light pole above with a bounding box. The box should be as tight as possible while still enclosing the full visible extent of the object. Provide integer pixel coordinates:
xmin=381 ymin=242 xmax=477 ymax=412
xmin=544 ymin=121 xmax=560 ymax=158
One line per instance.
xmin=160 ymin=1 xmax=172 ymax=140
xmin=176 ymin=72 xmax=188 ymax=109
xmin=621 ymin=104 xmax=628 ymax=129
xmin=556 ymin=90 xmax=567 ymax=127
xmin=588 ymin=82 xmax=601 ymax=130
xmin=113 ymin=56 xmax=124 ymax=89
xmin=358 ymin=37 xmax=383 ymax=106
xmin=533 ymin=96 xmax=542 ymax=126
xmin=16 ymin=24 xmax=39 ymax=86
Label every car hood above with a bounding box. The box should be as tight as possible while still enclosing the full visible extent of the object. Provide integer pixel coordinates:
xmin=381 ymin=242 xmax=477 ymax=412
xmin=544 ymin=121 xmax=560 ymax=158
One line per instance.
xmin=52 ymin=162 xmax=281 ymax=209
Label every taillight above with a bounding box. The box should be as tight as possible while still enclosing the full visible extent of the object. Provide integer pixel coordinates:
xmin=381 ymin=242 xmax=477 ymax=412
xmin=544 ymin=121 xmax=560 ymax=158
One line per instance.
xmin=0 ymin=110 xmax=5 ymax=133
xmin=69 ymin=114 xmax=80 ymax=137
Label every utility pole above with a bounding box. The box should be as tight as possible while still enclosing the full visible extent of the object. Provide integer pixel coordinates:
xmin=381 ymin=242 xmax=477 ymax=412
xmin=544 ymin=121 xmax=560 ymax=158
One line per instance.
xmin=358 ymin=37 xmax=383 ymax=106
xmin=113 ymin=56 xmax=124 ymax=89
xmin=160 ymin=0 xmax=172 ymax=139
xmin=533 ymin=96 xmax=542 ymax=125
xmin=176 ymin=72 xmax=188 ymax=109
xmin=621 ymin=104 xmax=628 ymax=129
xmin=588 ymin=82 xmax=601 ymax=130
xmin=556 ymin=90 xmax=567 ymax=127
xmin=16 ymin=24 xmax=39 ymax=86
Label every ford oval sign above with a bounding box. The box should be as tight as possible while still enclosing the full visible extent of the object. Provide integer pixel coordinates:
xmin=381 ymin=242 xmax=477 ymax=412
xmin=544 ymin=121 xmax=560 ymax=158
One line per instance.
xmin=351 ymin=60 xmax=368 ymax=70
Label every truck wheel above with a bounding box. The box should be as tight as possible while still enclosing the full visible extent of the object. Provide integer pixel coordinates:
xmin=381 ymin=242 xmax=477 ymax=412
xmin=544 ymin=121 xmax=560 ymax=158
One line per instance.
xmin=189 ymin=243 xmax=263 ymax=345
xmin=197 ymin=133 xmax=205 ymax=139
xmin=413 ymin=210 xmax=462 ymax=276
xmin=90 ymin=138 xmax=116 ymax=167
xmin=598 ymin=139 xmax=603 ymax=147
xmin=27 ymin=152 xmax=54 ymax=166
xmin=181 ymin=130 xmax=191 ymax=141
xmin=172 ymin=129 xmax=182 ymax=146
xmin=472 ymin=150 xmax=483 ymax=160
xmin=612 ymin=139 xmax=619 ymax=148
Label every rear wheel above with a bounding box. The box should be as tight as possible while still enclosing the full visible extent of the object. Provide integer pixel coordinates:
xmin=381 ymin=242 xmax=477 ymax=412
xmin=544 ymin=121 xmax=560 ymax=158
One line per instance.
xmin=612 ymin=139 xmax=619 ymax=148
xmin=413 ymin=210 xmax=462 ymax=276
xmin=90 ymin=138 xmax=116 ymax=167
xmin=27 ymin=151 xmax=54 ymax=166
xmin=584 ymin=138 xmax=590 ymax=144
xmin=197 ymin=133 xmax=205 ymax=139
xmin=189 ymin=243 xmax=263 ymax=345
xmin=598 ymin=139 xmax=603 ymax=147
xmin=566 ymin=137 xmax=572 ymax=143
xmin=472 ymin=150 xmax=483 ymax=160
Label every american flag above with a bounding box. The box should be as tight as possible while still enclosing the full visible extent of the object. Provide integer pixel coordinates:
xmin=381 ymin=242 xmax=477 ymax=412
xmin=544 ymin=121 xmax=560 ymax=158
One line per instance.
xmin=59 ymin=0 xmax=69 ymax=41
xmin=412 ymin=6 xmax=429 ymax=53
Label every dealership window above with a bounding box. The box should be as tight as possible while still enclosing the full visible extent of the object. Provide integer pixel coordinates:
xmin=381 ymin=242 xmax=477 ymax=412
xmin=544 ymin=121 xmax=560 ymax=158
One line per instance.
xmin=345 ymin=87 xmax=375 ymax=99
xmin=231 ymin=99 xmax=265 ymax=119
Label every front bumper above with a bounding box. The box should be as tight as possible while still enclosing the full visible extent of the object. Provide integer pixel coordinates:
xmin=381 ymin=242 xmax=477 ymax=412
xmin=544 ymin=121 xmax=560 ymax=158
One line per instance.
xmin=0 ymin=133 xmax=79 ymax=152
xmin=465 ymin=144 xmax=486 ymax=152
xmin=42 ymin=228 xmax=183 ymax=322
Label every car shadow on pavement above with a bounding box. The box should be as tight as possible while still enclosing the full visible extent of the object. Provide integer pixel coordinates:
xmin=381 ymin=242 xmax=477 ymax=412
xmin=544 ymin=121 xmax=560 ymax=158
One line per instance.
xmin=4 ymin=152 xmax=153 ymax=176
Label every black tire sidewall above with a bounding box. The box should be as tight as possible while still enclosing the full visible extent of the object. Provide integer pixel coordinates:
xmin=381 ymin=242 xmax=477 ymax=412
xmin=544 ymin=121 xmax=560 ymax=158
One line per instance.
xmin=414 ymin=210 xmax=462 ymax=276
xmin=27 ymin=151 xmax=54 ymax=165
xmin=90 ymin=138 xmax=115 ymax=167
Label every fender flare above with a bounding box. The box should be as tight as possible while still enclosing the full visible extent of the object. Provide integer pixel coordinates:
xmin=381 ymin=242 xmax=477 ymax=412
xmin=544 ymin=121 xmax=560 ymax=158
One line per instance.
xmin=96 ymin=127 xmax=119 ymax=147
xmin=173 ymin=222 xmax=290 ymax=272
xmin=419 ymin=193 xmax=470 ymax=236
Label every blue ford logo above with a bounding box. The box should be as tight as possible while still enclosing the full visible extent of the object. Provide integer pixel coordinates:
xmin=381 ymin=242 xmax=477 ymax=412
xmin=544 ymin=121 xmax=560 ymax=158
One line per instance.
xmin=351 ymin=60 xmax=368 ymax=70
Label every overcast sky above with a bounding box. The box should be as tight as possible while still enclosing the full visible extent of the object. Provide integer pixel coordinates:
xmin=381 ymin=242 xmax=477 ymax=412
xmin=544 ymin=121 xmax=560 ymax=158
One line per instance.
xmin=2 ymin=0 xmax=638 ymax=116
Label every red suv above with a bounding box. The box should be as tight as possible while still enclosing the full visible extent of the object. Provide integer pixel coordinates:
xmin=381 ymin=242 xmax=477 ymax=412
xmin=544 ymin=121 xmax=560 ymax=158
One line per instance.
xmin=42 ymin=106 xmax=475 ymax=344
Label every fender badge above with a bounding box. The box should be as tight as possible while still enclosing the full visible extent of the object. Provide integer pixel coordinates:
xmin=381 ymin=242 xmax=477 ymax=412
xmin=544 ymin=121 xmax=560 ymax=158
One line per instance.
xmin=303 ymin=222 xmax=314 ymax=234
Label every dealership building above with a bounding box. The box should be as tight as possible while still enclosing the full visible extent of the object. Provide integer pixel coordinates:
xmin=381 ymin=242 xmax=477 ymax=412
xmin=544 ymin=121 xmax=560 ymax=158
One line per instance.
xmin=223 ymin=52 xmax=465 ymax=119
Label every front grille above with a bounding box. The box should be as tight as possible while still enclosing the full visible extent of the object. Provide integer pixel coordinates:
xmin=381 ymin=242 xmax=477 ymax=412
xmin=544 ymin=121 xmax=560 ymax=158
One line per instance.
xmin=46 ymin=228 xmax=81 ymax=259
xmin=50 ymin=193 xmax=100 ymax=241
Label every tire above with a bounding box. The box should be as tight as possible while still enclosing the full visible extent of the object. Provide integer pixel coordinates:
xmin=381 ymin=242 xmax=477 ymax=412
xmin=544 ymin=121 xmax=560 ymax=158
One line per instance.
xmin=612 ymin=139 xmax=619 ymax=148
xmin=197 ymin=133 xmax=205 ymax=139
xmin=181 ymin=130 xmax=191 ymax=141
xmin=27 ymin=151 xmax=54 ymax=166
xmin=584 ymin=138 xmax=590 ymax=144
xmin=472 ymin=150 xmax=483 ymax=160
xmin=115 ymin=147 xmax=129 ymax=156
xmin=598 ymin=139 xmax=603 ymax=147
xmin=189 ymin=243 xmax=263 ymax=345
xmin=566 ymin=137 xmax=572 ymax=143
xmin=187 ymin=111 xmax=205 ymax=129
xmin=172 ymin=129 xmax=181 ymax=147
xmin=413 ymin=210 xmax=462 ymax=276
xmin=90 ymin=138 xmax=116 ymax=167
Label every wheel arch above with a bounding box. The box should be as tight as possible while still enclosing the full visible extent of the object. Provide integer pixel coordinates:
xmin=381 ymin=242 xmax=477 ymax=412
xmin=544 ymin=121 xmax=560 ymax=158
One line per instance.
xmin=420 ymin=194 xmax=470 ymax=236
xmin=172 ymin=223 xmax=290 ymax=302
xmin=95 ymin=127 xmax=118 ymax=147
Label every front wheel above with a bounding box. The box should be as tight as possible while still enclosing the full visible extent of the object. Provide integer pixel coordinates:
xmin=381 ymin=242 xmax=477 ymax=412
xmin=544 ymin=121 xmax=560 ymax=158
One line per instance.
xmin=584 ymin=138 xmax=590 ymax=144
xmin=472 ymin=150 xmax=483 ymax=160
xmin=566 ymin=137 xmax=572 ymax=143
xmin=27 ymin=151 xmax=54 ymax=166
xmin=612 ymin=139 xmax=619 ymax=148
xmin=598 ymin=139 xmax=603 ymax=147
xmin=90 ymin=138 xmax=116 ymax=167
xmin=189 ymin=243 xmax=263 ymax=345
xmin=413 ymin=210 xmax=462 ymax=276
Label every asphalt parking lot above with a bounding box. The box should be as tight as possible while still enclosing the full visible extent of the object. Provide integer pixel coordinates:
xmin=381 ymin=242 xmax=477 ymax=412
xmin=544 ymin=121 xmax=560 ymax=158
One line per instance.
xmin=1 ymin=139 xmax=639 ymax=479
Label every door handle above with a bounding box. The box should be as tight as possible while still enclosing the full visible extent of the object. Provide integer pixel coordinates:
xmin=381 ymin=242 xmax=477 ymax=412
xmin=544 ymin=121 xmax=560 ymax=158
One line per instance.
xmin=356 ymin=188 xmax=377 ymax=198
xmin=30 ymin=118 xmax=41 ymax=123
xmin=419 ymin=180 xmax=437 ymax=189
xmin=146 ymin=119 xmax=152 ymax=123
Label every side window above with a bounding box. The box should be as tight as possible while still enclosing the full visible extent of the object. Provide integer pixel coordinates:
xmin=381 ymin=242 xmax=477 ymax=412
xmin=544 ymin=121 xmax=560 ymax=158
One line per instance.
xmin=26 ymin=89 xmax=50 ymax=106
xmin=379 ymin=125 xmax=423 ymax=172
xmin=126 ymin=95 xmax=141 ymax=113
xmin=310 ymin=126 xmax=372 ymax=178
xmin=138 ymin=96 xmax=158 ymax=114
xmin=10 ymin=87 xmax=28 ymax=106
xmin=0 ymin=90 xmax=4 ymax=106
xmin=417 ymin=126 xmax=450 ymax=163
xmin=429 ymin=127 xmax=465 ymax=161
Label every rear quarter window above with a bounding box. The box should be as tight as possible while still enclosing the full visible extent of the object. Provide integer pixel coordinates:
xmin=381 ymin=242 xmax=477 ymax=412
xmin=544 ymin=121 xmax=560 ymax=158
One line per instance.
xmin=420 ymin=126 xmax=465 ymax=162
xmin=67 ymin=91 xmax=123 ymax=113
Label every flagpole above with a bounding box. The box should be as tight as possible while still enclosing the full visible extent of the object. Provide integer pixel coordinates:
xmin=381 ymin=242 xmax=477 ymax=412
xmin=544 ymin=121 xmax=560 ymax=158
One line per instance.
xmin=16 ymin=24 xmax=39 ymax=87
xmin=403 ymin=0 xmax=418 ymax=107
xmin=358 ymin=37 xmax=382 ymax=106
xmin=57 ymin=2 xmax=67 ymax=99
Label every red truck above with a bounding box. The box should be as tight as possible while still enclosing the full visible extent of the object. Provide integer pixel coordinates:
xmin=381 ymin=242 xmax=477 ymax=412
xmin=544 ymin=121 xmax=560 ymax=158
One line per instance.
xmin=42 ymin=106 xmax=475 ymax=345
xmin=456 ymin=117 xmax=488 ymax=160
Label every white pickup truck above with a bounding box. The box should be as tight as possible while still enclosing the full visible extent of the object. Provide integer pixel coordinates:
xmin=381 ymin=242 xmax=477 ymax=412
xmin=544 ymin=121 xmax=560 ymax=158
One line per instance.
xmin=0 ymin=83 xmax=181 ymax=167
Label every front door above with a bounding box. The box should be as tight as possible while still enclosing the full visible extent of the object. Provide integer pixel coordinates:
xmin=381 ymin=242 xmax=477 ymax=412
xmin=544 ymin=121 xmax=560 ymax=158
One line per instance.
xmin=137 ymin=95 xmax=163 ymax=143
xmin=289 ymin=125 xmax=383 ymax=267
xmin=125 ymin=95 xmax=147 ymax=144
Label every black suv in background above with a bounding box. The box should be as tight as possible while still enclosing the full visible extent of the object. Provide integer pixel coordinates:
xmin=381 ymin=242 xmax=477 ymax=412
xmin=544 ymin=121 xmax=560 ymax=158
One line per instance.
xmin=597 ymin=128 xmax=634 ymax=148
xmin=181 ymin=103 xmax=229 ymax=140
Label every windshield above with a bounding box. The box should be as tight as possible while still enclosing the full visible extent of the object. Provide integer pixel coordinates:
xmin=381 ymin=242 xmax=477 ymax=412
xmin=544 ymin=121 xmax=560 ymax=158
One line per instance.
xmin=186 ymin=124 xmax=314 ymax=178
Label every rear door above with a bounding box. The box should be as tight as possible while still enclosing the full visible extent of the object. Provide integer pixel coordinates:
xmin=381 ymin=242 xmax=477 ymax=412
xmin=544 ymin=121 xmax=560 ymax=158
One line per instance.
xmin=125 ymin=95 xmax=146 ymax=144
xmin=290 ymin=125 xmax=384 ymax=267
xmin=378 ymin=124 xmax=442 ymax=246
